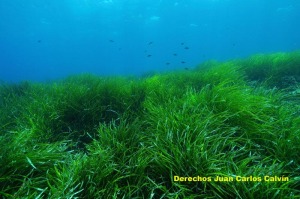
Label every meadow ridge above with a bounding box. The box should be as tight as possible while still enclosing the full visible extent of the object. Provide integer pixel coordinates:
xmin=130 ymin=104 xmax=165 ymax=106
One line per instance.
xmin=0 ymin=51 xmax=300 ymax=198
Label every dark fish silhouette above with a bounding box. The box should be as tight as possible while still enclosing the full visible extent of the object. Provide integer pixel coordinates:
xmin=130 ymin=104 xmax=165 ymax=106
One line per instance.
xmin=181 ymin=61 xmax=186 ymax=64
xmin=173 ymin=53 xmax=177 ymax=56
xmin=184 ymin=46 xmax=189 ymax=50
xmin=109 ymin=39 xmax=114 ymax=43
xmin=181 ymin=42 xmax=184 ymax=45
xmin=147 ymin=54 xmax=152 ymax=57
xmin=148 ymin=41 xmax=153 ymax=45
xmin=165 ymin=62 xmax=170 ymax=65
xmin=37 ymin=40 xmax=42 ymax=43
xmin=185 ymin=67 xmax=189 ymax=70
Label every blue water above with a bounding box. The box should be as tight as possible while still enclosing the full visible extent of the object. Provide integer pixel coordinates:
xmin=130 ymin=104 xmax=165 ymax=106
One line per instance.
xmin=1 ymin=0 xmax=300 ymax=82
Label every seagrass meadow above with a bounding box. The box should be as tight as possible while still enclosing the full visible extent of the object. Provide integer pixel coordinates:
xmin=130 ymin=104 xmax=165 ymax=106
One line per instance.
xmin=0 ymin=51 xmax=300 ymax=198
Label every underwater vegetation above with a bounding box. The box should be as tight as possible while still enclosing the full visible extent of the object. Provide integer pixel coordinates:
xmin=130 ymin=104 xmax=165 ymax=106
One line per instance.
xmin=0 ymin=51 xmax=300 ymax=198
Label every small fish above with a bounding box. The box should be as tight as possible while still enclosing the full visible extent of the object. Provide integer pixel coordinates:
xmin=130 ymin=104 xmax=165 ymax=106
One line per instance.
xmin=185 ymin=67 xmax=189 ymax=70
xmin=109 ymin=39 xmax=114 ymax=43
xmin=181 ymin=61 xmax=186 ymax=64
xmin=148 ymin=41 xmax=153 ymax=45
xmin=165 ymin=62 xmax=170 ymax=65
xmin=181 ymin=42 xmax=184 ymax=45
xmin=184 ymin=46 xmax=189 ymax=50
xmin=147 ymin=54 xmax=152 ymax=57
xmin=37 ymin=40 xmax=42 ymax=43
xmin=173 ymin=53 xmax=177 ymax=56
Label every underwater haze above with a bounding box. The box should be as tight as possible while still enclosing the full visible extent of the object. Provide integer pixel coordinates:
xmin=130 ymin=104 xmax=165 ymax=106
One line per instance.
xmin=0 ymin=0 xmax=300 ymax=82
